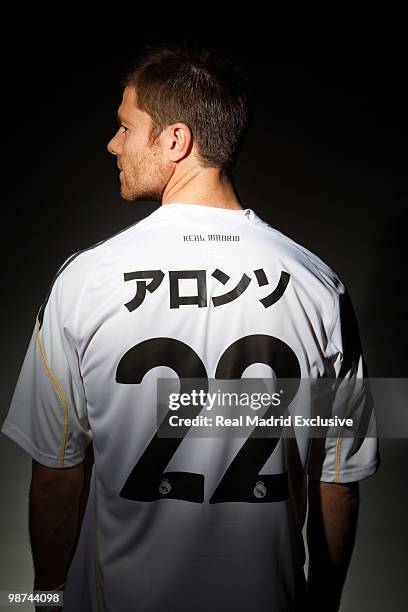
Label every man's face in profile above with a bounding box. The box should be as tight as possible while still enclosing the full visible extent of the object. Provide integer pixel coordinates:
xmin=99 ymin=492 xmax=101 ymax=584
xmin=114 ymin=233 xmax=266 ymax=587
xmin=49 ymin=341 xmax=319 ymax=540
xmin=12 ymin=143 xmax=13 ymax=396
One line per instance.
xmin=107 ymin=86 xmax=170 ymax=202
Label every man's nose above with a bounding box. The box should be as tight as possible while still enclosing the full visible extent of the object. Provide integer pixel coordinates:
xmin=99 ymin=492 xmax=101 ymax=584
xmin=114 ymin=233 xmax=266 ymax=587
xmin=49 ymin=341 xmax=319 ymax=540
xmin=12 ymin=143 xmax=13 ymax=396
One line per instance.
xmin=107 ymin=133 xmax=120 ymax=156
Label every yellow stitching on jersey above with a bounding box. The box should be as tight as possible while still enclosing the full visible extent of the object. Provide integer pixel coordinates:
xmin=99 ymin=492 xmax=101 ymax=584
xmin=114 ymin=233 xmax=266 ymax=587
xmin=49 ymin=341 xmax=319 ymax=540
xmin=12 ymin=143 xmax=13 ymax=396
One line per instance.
xmin=334 ymin=383 xmax=365 ymax=482
xmin=35 ymin=316 xmax=69 ymax=468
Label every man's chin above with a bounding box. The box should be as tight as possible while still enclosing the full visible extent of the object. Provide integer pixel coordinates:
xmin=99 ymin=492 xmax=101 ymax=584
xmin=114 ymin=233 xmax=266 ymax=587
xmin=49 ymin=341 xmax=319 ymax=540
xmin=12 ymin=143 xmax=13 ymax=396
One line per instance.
xmin=120 ymin=187 xmax=161 ymax=203
xmin=121 ymin=191 xmax=135 ymax=202
xmin=120 ymin=186 xmax=138 ymax=202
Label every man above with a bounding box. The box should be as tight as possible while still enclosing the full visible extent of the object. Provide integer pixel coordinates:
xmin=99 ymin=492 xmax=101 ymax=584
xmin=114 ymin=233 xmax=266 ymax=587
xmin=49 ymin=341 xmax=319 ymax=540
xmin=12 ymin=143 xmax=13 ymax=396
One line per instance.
xmin=1 ymin=39 xmax=380 ymax=611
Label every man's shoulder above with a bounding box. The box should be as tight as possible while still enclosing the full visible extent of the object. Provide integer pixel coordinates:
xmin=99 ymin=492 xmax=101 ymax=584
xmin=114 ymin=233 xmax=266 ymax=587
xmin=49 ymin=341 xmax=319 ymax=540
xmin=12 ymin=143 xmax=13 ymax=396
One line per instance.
xmin=250 ymin=213 xmax=345 ymax=298
xmin=56 ymin=211 xmax=156 ymax=282
xmin=38 ymin=211 xmax=156 ymax=321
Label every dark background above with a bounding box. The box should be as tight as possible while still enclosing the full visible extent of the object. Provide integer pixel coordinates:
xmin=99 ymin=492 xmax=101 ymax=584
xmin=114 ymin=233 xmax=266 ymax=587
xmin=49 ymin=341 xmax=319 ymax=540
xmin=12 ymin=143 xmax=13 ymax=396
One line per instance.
xmin=1 ymin=23 xmax=407 ymax=611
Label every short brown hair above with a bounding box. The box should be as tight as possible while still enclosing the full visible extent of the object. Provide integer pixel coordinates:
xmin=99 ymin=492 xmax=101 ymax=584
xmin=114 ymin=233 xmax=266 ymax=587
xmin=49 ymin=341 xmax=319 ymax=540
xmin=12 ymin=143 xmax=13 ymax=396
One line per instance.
xmin=123 ymin=39 xmax=252 ymax=176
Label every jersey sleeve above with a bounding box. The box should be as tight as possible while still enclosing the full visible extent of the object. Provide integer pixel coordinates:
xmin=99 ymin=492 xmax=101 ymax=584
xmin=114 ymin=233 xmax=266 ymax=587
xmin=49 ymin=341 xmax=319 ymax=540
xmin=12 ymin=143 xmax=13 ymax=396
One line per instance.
xmin=307 ymin=285 xmax=381 ymax=483
xmin=1 ymin=260 xmax=92 ymax=468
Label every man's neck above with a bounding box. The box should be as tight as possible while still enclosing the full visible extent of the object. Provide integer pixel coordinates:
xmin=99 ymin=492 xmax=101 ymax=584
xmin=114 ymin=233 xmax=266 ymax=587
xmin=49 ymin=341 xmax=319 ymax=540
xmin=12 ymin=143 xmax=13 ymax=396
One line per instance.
xmin=161 ymin=167 xmax=243 ymax=210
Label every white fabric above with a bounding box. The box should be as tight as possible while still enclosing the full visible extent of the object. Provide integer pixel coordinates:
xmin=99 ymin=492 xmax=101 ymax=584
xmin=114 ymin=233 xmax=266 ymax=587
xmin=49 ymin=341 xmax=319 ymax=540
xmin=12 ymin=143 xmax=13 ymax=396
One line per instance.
xmin=2 ymin=203 xmax=380 ymax=611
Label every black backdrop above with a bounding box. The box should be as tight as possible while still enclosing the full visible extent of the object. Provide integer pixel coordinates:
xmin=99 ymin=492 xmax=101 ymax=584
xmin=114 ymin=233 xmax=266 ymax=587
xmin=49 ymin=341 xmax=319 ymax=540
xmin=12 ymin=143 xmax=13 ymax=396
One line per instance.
xmin=1 ymin=23 xmax=407 ymax=611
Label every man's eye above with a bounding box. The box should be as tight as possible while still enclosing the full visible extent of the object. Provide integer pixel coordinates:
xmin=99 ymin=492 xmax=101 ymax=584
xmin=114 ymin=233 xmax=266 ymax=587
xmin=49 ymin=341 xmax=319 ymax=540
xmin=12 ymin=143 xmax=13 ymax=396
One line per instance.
xmin=119 ymin=126 xmax=128 ymax=134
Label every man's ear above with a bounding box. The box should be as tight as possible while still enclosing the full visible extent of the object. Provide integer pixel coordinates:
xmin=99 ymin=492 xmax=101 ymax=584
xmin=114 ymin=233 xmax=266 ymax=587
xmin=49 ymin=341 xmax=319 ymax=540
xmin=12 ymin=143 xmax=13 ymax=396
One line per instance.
xmin=165 ymin=122 xmax=193 ymax=162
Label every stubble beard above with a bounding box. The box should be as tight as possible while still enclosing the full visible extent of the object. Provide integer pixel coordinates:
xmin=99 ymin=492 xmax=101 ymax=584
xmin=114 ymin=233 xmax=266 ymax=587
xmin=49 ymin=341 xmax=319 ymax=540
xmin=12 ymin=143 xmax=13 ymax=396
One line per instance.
xmin=120 ymin=146 xmax=168 ymax=203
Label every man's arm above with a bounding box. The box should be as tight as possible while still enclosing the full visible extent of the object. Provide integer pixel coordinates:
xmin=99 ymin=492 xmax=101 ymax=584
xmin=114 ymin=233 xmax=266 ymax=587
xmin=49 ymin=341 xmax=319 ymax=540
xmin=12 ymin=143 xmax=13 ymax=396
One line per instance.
xmin=29 ymin=442 xmax=94 ymax=591
xmin=306 ymin=478 xmax=360 ymax=612
xmin=66 ymin=442 xmax=94 ymax=569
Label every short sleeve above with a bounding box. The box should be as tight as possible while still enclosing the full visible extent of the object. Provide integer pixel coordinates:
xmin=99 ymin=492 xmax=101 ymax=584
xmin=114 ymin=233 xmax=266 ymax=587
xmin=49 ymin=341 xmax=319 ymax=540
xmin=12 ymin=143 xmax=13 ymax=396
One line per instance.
xmin=307 ymin=286 xmax=381 ymax=483
xmin=1 ymin=262 xmax=92 ymax=468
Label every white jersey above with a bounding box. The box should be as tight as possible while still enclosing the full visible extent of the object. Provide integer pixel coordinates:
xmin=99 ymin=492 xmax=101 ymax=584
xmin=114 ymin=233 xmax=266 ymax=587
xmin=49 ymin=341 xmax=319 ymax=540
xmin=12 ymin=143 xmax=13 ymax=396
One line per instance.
xmin=2 ymin=203 xmax=380 ymax=611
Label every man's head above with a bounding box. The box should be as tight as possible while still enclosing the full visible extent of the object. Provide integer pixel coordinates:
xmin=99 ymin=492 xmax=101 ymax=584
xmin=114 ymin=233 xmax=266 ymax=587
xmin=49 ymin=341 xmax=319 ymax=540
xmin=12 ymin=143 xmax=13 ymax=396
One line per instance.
xmin=107 ymin=39 xmax=252 ymax=202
